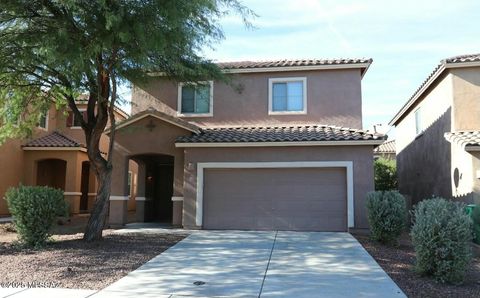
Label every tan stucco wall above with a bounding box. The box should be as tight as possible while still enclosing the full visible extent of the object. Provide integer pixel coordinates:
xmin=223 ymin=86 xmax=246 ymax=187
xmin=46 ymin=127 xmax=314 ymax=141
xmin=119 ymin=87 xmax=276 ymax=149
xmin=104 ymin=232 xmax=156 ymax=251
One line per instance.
xmin=182 ymin=146 xmax=374 ymax=230
xmin=0 ymin=139 xmax=24 ymax=215
xmin=451 ymin=68 xmax=480 ymax=131
xmin=396 ymin=73 xmax=453 ymax=154
xmin=132 ymin=69 xmax=364 ymax=129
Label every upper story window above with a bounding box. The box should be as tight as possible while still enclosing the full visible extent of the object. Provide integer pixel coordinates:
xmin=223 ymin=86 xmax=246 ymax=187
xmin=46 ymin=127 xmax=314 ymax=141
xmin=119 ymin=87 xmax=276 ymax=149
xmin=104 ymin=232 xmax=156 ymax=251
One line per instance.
xmin=66 ymin=110 xmax=87 ymax=128
xmin=38 ymin=111 xmax=48 ymax=130
xmin=177 ymin=81 xmax=213 ymax=117
xmin=415 ymin=107 xmax=423 ymax=135
xmin=268 ymin=77 xmax=307 ymax=115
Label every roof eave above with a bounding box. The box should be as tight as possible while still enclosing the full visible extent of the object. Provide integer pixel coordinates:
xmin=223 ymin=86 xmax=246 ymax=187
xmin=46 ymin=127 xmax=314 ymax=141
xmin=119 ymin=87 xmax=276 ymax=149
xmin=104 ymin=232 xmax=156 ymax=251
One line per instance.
xmin=175 ymin=140 xmax=385 ymax=148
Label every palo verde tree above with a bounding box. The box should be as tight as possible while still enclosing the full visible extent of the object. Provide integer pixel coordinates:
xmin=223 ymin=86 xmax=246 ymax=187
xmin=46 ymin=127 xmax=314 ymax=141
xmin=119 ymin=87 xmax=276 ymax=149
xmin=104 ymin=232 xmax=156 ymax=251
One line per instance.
xmin=0 ymin=0 xmax=253 ymax=241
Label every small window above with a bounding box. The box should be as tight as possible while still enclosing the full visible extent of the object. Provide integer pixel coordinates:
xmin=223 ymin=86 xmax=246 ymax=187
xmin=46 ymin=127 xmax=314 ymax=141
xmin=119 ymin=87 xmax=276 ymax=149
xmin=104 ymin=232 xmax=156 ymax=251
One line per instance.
xmin=178 ymin=82 xmax=213 ymax=116
xmin=269 ymin=77 xmax=307 ymax=114
xmin=67 ymin=110 xmax=87 ymax=128
xmin=415 ymin=108 xmax=422 ymax=135
xmin=38 ymin=111 xmax=48 ymax=130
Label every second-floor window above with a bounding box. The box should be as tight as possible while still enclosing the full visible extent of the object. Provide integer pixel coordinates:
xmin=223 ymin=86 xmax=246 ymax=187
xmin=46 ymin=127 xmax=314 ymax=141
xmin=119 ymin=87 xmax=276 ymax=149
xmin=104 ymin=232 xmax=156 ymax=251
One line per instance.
xmin=38 ymin=111 xmax=48 ymax=130
xmin=269 ymin=77 xmax=307 ymax=114
xmin=66 ymin=110 xmax=87 ymax=128
xmin=178 ymin=81 xmax=213 ymax=116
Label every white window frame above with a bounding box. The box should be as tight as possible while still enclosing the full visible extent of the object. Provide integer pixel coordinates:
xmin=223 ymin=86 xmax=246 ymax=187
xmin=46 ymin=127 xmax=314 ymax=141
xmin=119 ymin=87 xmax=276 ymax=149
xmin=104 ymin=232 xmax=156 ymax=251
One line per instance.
xmin=71 ymin=109 xmax=86 ymax=129
xmin=38 ymin=110 xmax=48 ymax=131
xmin=268 ymin=77 xmax=307 ymax=115
xmin=177 ymin=81 xmax=214 ymax=117
xmin=196 ymin=161 xmax=354 ymax=228
xmin=414 ymin=107 xmax=422 ymax=135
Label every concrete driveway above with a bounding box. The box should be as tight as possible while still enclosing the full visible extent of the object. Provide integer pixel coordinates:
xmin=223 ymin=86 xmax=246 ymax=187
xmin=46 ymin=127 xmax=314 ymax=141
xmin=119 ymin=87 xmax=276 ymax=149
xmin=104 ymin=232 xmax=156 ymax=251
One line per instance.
xmin=93 ymin=231 xmax=405 ymax=298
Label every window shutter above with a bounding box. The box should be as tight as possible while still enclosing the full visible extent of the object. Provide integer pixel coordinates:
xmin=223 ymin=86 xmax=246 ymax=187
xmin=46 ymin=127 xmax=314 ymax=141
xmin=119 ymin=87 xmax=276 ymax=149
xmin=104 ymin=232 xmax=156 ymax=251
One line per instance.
xmin=66 ymin=111 xmax=74 ymax=127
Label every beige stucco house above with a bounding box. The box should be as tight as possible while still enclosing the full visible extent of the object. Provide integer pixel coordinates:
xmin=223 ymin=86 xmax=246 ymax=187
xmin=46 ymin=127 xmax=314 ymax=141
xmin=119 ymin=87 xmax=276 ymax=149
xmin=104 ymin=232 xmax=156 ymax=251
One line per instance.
xmin=108 ymin=59 xmax=386 ymax=232
xmin=373 ymin=139 xmax=396 ymax=160
xmin=390 ymin=54 xmax=480 ymax=206
xmin=0 ymin=101 xmax=137 ymax=216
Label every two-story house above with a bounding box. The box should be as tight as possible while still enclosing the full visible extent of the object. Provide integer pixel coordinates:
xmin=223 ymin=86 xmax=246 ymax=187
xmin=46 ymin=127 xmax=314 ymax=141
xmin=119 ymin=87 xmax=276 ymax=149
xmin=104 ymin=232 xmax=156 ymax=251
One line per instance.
xmin=0 ymin=99 xmax=137 ymax=217
xmin=108 ymin=59 xmax=386 ymax=232
xmin=390 ymin=54 xmax=480 ymax=206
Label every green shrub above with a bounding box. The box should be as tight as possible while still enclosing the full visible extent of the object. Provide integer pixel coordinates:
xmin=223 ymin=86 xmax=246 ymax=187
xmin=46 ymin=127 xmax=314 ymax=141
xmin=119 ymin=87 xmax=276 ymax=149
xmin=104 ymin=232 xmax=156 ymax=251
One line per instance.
xmin=471 ymin=205 xmax=480 ymax=245
xmin=6 ymin=185 xmax=67 ymax=247
xmin=374 ymin=158 xmax=397 ymax=191
xmin=411 ymin=197 xmax=472 ymax=284
xmin=366 ymin=191 xmax=407 ymax=245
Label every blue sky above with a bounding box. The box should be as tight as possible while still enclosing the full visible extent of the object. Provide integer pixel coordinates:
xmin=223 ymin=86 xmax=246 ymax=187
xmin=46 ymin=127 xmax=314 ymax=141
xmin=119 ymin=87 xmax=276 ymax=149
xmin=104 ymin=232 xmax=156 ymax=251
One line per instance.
xmin=204 ymin=0 xmax=480 ymax=136
xmin=123 ymin=0 xmax=480 ymax=137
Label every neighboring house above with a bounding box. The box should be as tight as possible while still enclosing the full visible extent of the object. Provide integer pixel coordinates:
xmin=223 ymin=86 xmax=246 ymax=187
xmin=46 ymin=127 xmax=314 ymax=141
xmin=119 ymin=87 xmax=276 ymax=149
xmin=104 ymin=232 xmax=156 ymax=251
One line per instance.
xmin=0 ymin=100 xmax=137 ymax=216
xmin=390 ymin=54 xmax=480 ymax=206
xmin=373 ymin=139 xmax=396 ymax=160
xmin=108 ymin=58 xmax=386 ymax=232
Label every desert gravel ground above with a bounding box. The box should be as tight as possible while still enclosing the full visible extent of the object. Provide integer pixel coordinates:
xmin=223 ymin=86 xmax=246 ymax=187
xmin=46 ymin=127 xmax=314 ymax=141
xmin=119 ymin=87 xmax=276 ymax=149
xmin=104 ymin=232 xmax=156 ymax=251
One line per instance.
xmin=0 ymin=223 xmax=186 ymax=290
xmin=354 ymin=233 xmax=480 ymax=298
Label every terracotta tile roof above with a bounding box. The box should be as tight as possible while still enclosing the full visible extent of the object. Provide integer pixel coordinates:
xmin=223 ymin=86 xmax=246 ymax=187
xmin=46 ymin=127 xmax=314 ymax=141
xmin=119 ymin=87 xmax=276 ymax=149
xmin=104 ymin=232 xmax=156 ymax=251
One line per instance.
xmin=390 ymin=53 xmax=480 ymax=126
xmin=444 ymin=131 xmax=480 ymax=149
xmin=216 ymin=58 xmax=372 ymax=70
xmin=23 ymin=131 xmax=84 ymax=148
xmin=374 ymin=139 xmax=396 ymax=154
xmin=176 ymin=125 xmax=386 ymax=144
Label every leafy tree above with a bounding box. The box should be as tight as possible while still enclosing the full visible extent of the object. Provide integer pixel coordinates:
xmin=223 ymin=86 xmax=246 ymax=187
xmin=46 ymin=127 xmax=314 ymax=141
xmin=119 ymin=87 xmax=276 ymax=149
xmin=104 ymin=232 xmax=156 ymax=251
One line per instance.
xmin=0 ymin=0 xmax=253 ymax=241
xmin=374 ymin=158 xmax=398 ymax=191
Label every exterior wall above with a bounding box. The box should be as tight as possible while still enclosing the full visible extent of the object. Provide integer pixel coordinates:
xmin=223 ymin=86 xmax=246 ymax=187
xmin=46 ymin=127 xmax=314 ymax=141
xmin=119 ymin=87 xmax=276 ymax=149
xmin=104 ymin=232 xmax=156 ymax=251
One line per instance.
xmin=451 ymin=68 xmax=480 ymax=131
xmin=23 ymin=149 xmax=87 ymax=214
xmin=132 ymin=69 xmax=364 ymax=129
xmin=396 ymin=74 xmax=454 ymax=205
xmin=472 ymin=152 xmax=480 ymax=204
xmin=182 ymin=146 xmax=374 ymax=230
xmin=0 ymin=139 xmax=24 ymax=215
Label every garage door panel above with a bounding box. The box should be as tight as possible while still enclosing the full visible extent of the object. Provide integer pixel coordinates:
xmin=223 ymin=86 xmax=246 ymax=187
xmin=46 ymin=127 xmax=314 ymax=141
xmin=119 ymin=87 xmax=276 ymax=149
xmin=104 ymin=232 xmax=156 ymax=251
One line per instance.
xmin=203 ymin=167 xmax=347 ymax=231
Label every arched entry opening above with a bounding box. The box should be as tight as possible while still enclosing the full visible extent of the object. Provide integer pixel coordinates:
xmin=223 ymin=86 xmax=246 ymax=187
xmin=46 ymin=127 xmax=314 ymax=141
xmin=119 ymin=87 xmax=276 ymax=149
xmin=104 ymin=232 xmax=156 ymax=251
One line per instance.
xmin=131 ymin=154 xmax=174 ymax=223
xmin=36 ymin=159 xmax=67 ymax=190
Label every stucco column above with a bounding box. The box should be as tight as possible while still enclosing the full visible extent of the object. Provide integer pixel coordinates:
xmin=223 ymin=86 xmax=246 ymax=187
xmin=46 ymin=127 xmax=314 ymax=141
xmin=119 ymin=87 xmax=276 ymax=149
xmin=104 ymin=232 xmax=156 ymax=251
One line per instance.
xmin=64 ymin=152 xmax=83 ymax=215
xmin=135 ymin=162 xmax=147 ymax=222
xmin=172 ymin=152 xmax=184 ymax=226
xmin=109 ymin=149 xmax=129 ymax=227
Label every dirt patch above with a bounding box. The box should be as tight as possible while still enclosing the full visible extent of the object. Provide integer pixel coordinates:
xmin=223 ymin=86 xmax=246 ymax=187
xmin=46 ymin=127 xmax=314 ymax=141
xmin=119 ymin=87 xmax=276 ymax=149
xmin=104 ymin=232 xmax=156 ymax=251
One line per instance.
xmin=354 ymin=233 xmax=480 ymax=298
xmin=0 ymin=231 xmax=186 ymax=290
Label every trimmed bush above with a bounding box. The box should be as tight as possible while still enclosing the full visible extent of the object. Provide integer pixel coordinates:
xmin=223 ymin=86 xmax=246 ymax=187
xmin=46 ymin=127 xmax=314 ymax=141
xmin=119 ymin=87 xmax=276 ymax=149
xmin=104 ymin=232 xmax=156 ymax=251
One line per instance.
xmin=411 ymin=197 xmax=472 ymax=284
xmin=6 ymin=185 xmax=67 ymax=247
xmin=374 ymin=158 xmax=397 ymax=191
xmin=366 ymin=191 xmax=407 ymax=245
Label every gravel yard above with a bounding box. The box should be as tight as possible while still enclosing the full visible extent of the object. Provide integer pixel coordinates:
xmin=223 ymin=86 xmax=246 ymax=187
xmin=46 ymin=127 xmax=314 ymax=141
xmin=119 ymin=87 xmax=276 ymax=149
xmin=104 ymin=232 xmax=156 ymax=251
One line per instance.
xmin=0 ymin=220 xmax=187 ymax=290
xmin=354 ymin=233 xmax=480 ymax=298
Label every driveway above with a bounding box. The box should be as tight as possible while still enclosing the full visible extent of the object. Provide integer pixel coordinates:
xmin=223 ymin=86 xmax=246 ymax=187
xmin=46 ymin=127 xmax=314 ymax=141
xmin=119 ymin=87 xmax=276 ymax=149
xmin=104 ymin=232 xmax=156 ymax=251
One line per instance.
xmin=93 ymin=231 xmax=405 ymax=298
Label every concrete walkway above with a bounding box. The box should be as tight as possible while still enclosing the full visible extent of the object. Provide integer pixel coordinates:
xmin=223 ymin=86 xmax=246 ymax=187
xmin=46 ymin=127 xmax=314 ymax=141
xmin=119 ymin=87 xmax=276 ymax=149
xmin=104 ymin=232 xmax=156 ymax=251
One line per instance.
xmin=92 ymin=231 xmax=405 ymax=298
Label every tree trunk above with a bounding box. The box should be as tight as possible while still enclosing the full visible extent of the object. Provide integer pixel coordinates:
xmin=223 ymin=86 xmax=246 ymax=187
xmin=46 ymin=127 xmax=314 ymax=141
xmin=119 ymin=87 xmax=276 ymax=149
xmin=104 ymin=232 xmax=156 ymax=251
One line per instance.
xmin=83 ymin=164 xmax=112 ymax=241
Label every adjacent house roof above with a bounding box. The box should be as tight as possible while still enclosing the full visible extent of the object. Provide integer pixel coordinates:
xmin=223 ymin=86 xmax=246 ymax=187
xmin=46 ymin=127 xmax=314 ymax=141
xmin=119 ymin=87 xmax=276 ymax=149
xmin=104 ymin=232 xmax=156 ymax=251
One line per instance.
xmin=23 ymin=131 xmax=84 ymax=148
xmin=444 ymin=131 xmax=480 ymax=151
xmin=373 ymin=139 xmax=396 ymax=154
xmin=389 ymin=53 xmax=480 ymax=126
xmin=217 ymin=58 xmax=373 ymax=77
xmin=176 ymin=125 xmax=386 ymax=147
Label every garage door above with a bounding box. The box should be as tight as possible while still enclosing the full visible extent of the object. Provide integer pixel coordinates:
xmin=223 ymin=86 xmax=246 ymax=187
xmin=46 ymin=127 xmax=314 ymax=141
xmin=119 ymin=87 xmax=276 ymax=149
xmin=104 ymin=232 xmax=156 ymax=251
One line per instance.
xmin=203 ymin=167 xmax=347 ymax=231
